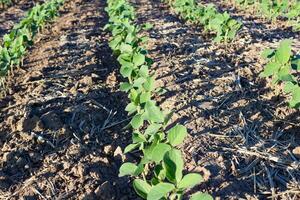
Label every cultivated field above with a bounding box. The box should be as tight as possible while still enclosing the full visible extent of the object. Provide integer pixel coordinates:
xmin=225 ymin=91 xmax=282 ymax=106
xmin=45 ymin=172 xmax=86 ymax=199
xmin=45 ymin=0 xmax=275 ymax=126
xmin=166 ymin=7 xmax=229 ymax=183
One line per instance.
xmin=0 ymin=0 xmax=299 ymax=199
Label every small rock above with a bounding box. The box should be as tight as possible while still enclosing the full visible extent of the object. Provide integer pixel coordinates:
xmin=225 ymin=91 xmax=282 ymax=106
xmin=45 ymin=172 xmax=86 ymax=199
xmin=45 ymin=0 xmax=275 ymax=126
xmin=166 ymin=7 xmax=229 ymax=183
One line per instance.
xmin=104 ymin=145 xmax=113 ymax=155
xmin=292 ymin=147 xmax=300 ymax=159
xmin=79 ymin=76 xmax=93 ymax=86
xmin=114 ymin=146 xmax=126 ymax=162
xmin=196 ymin=101 xmax=214 ymax=110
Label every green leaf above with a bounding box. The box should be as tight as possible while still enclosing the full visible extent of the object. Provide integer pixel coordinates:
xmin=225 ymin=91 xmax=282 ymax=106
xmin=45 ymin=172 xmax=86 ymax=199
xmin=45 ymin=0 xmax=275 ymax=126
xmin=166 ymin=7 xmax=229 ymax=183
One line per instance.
xmin=260 ymin=62 xmax=280 ymax=77
xmin=261 ymin=48 xmax=275 ymax=59
xmin=119 ymin=162 xmax=137 ymax=177
xmin=190 ymin=192 xmax=213 ymax=200
xmin=140 ymin=92 xmax=151 ymax=103
xmin=167 ymin=124 xmax=188 ymax=147
xmin=120 ymin=65 xmax=133 ymax=78
xmin=132 ymin=132 xmax=146 ymax=143
xmin=275 ymin=39 xmax=292 ymax=65
xmin=284 ymin=82 xmax=297 ymax=93
xmin=130 ymin=114 xmax=144 ymax=129
xmin=124 ymin=143 xmax=140 ymax=153
xmin=147 ymin=182 xmax=175 ymax=200
xmin=145 ymin=123 xmax=162 ymax=135
xmin=178 ymin=173 xmax=204 ymax=189
xmin=125 ymin=102 xmax=137 ymax=114
xmin=289 ymin=87 xmax=300 ymax=108
xmin=139 ymin=65 xmax=149 ymax=77
xmin=144 ymin=76 xmax=155 ymax=91
xmin=163 ymin=149 xmax=184 ymax=184
xmin=133 ymin=179 xmax=152 ymax=199
xmin=133 ymin=77 xmax=146 ymax=88
xmin=133 ymin=53 xmax=146 ymax=67
xmin=143 ymin=101 xmax=164 ymax=123
xmin=120 ymin=82 xmax=132 ymax=92
xmin=120 ymin=43 xmax=133 ymax=53
xmin=152 ymin=143 xmax=171 ymax=163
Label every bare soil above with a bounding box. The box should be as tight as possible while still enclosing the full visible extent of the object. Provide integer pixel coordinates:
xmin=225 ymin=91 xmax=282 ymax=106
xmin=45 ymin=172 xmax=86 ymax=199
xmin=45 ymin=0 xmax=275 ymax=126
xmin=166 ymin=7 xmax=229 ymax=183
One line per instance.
xmin=0 ymin=0 xmax=299 ymax=199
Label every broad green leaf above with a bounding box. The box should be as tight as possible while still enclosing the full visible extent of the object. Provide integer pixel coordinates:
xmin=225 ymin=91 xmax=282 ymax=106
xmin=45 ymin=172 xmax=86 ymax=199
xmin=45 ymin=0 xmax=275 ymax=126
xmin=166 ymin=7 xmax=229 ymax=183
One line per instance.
xmin=261 ymin=48 xmax=274 ymax=59
xmin=133 ymin=77 xmax=146 ymax=88
xmin=167 ymin=124 xmax=188 ymax=147
xmin=275 ymin=40 xmax=292 ymax=65
xmin=120 ymin=43 xmax=133 ymax=53
xmin=133 ymin=179 xmax=152 ymax=199
xmin=130 ymin=114 xmax=143 ymax=129
xmin=145 ymin=123 xmax=162 ymax=135
xmin=140 ymin=92 xmax=151 ymax=103
xmin=260 ymin=62 xmax=280 ymax=77
xmin=119 ymin=162 xmax=137 ymax=177
xmin=139 ymin=65 xmax=149 ymax=77
xmin=284 ymin=82 xmax=297 ymax=93
xmin=120 ymin=65 xmax=133 ymax=78
xmin=132 ymin=131 xmax=147 ymax=143
xmin=120 ymin=82 xmax=132 ymax=92
xmin=144 ymin=76 xmax=155 ymax=91
xmin=163 ymin=149 xmax=184 ymax=184
xmin=147 ymin=182 xmax=175 ymax=200
xmin=289 ymin=87 xmax=300 ymax=108
xmin=124 ymin=143 xmax=140 ymax=153
xmin=178 ymin=173 xmax=204 ymax=189
xmin=125 ymin=102 xmax=137 ymax=114
xmin=133 ymin=53 xmax=145 ymax=67
xmin=143 ymin=101 xmax=164 ymax=123
xmin=190 ymin=192 xmax=213 ymax=200
xmin=152 ymin=143 xmax=171 ymax=163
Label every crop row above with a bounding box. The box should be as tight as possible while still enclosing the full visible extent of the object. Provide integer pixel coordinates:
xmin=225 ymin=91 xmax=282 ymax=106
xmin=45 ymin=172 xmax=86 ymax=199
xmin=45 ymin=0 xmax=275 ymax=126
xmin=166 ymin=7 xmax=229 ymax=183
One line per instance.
xmin=0 ymin=0 xmax=64 ymax=89
xmin=163 ymin=0 xmax=242 ymax=43
xmin=104 ymin=0 xmax=212 ymax=199
xmin=0 ymin=0 xmax=15 ymax=8
xmin=261 ymin=40 xmax=300 ymax=108
xmin=234 ymin=0 xmax=300 ymax=31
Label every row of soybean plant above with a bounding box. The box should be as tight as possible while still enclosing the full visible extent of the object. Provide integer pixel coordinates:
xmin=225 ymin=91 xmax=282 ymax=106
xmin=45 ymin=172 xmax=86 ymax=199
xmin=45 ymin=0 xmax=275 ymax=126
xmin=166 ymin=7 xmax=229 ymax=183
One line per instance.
xmin=104 ymin=0 xmax=212 ymax=199
xmin=0 ymin=0 xmax=16 ymax=8
xmin=234 ymin=0 xmax=300 ymax=31
xmin=163 ymin=0 xmax=242 ymax=43
xmin=0 ymin=0 xmax=65 ymax=89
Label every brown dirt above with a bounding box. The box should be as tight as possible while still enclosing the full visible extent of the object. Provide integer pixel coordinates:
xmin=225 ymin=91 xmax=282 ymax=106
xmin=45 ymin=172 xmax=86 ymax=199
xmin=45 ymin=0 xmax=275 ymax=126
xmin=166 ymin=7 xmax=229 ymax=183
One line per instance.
xmin=0 ymin=0 xmax=138 ymax=199
xmin=0 ymin=0 xmax=300 ymax=199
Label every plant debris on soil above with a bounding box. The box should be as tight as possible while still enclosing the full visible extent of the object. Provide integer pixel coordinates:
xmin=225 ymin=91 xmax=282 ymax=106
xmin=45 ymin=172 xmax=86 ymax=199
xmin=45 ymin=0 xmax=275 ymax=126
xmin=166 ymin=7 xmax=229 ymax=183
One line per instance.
xmin=0 ymin=0 xmax=300 ymax=199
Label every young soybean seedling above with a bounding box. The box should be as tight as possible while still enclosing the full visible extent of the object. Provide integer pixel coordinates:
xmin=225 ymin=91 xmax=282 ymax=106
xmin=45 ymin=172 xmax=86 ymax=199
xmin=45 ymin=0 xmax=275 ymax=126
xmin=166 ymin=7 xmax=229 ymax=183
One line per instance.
xmin=261 ymin=39 xmax=300 ymax=108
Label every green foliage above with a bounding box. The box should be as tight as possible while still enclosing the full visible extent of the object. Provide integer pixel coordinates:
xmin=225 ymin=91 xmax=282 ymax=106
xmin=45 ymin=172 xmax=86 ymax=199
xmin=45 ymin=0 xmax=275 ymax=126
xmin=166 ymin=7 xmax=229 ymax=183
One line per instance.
xmin=0 ymin=0 xmax=14 ymax=8
xmin=261 ymin=39 xmax=300 ymax=108
xmin=105 ymin=0 xmax=212 ymax=199
xmin=234 ymin=0 xmax=300 ymax=31
xmin=0 ymin=0 xmax=64 ymax=88
xmin=163 ymin=0 xmax=242 ymax=43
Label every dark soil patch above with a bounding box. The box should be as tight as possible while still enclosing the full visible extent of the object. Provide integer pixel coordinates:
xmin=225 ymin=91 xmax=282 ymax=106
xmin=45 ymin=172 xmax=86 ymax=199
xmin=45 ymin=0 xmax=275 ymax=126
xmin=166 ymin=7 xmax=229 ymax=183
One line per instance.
xmin=0 ymin=0 xmax=137 ymax=199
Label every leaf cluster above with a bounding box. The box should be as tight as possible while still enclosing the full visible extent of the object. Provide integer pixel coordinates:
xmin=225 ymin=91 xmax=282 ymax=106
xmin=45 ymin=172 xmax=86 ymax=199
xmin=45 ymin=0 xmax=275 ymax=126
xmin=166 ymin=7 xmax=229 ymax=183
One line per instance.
xmin=234 ymin=0 xmax=300 ymax=31
xmin=163 ymin=0 xmax=242 ymax=43
xmin=0 ymin=0 xmax=64 ymax=88
xmin=260 ymin=39 xmax=300 ymax=108
xmin=105 ymin=0 xmax=213 ymax=199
